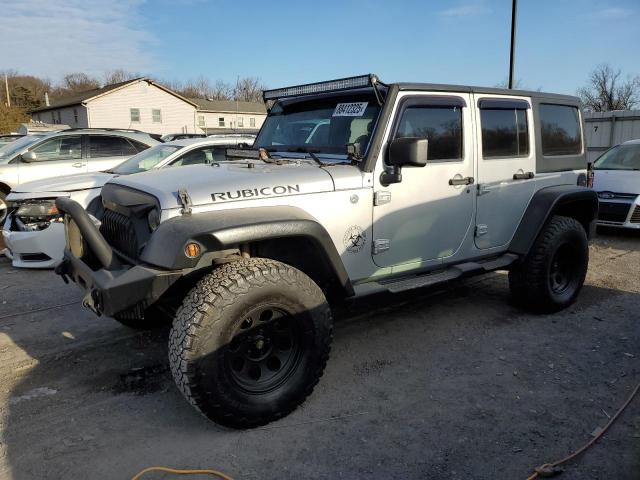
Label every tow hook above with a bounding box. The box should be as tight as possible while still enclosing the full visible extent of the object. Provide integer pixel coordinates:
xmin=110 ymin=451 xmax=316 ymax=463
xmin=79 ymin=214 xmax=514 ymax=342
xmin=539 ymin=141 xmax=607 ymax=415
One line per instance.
xmin=82 ymin=290 xmax=102 ymax=316
xmin=54 ymin=261 xmax=70 ymax=284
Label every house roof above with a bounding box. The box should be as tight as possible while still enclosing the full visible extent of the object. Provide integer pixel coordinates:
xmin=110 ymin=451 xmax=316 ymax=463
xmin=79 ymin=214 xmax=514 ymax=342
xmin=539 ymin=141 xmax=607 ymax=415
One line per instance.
xmin=31 ymin=78 xmax=199 ymax=113
xmin=189 ymin=98 xmax=267 ymax=114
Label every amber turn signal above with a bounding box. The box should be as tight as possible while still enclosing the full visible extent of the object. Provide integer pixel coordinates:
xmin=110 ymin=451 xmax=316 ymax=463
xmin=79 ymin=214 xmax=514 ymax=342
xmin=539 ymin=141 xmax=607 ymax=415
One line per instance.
xmin=185 ymin=242 xmax=201 ymax=258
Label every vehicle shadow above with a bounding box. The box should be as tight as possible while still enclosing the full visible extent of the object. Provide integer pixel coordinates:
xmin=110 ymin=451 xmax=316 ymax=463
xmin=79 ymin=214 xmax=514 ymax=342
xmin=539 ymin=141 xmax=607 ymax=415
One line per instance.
xmin=1 ymin=254 xmax=639 ymax=479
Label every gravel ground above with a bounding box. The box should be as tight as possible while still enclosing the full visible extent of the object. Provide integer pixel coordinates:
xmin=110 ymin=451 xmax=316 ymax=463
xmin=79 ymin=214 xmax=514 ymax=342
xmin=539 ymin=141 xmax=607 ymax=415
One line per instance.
xmin=0 ymin=228 xmax=638 ymax=480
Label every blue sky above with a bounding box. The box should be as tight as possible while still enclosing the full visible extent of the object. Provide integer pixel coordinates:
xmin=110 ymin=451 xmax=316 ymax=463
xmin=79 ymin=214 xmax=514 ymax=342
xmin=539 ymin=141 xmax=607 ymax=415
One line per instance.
xmin=1 ymin=0 xmax=638 ymax=95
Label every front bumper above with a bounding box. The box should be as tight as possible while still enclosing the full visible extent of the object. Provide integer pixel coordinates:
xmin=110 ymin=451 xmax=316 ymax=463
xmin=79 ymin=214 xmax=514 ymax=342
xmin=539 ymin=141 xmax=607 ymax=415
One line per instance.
xmin=55 ymin=198 xmax=183 ymax=317
xmin=596 ymin=197 xmax=640 ymax=230
xmin=2 ymin=214 xmax=66 ymax=269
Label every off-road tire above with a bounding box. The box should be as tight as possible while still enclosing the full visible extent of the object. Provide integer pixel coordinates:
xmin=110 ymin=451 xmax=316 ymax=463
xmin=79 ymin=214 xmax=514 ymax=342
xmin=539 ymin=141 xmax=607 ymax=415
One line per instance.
xmin=509 ymin=215 xmax=588 ymax=313
xmin=169 ymin=258 xmax=333 ymax=429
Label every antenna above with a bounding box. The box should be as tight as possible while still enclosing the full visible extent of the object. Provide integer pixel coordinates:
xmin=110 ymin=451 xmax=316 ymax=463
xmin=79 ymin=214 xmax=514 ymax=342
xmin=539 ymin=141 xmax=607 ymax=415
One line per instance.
xmin=508 ymin=0 xmax=518 ymax=89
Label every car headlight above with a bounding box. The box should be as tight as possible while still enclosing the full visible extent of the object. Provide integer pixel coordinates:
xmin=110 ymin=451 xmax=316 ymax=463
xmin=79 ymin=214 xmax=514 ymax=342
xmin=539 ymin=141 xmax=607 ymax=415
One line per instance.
xmin=16 ymin=200 xmax=60 ymax=219
xmin=147 ymin=208 xmax=160 ymax=231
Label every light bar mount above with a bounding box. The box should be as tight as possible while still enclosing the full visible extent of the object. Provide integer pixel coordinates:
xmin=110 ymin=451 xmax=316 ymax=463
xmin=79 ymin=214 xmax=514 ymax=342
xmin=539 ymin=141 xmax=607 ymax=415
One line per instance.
xmin=263 ymin=74 xmax=384 ymax=102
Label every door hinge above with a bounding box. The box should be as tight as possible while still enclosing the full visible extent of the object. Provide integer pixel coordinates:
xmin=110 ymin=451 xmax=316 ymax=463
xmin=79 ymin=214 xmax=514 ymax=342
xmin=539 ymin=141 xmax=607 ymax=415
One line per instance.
xmin=178 ymin=188 xmax=193 ymax=215
xmin=374 ymin=191 xmax=391 ymax=206
xmin=372 ymin=239 xmax=390 ymax=254
xmin=475 ymin=224 xmax=489 ymax=236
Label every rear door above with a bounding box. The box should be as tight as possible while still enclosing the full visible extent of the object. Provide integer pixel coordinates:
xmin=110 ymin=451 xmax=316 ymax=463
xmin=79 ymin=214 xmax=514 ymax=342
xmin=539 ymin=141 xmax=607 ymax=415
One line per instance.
xmin=473 ymin=95 xmax=535 ymax=249
xmin=87 ymin=135 xmax=140 ymax=171
xmin=17 ymin=135 xmax=86 ymax=184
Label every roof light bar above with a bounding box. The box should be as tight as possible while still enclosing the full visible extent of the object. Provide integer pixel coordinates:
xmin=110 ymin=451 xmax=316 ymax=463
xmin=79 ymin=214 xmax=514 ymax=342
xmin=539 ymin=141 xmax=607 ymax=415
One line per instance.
xmin=263 ymin=74 xmax=380 ymax=101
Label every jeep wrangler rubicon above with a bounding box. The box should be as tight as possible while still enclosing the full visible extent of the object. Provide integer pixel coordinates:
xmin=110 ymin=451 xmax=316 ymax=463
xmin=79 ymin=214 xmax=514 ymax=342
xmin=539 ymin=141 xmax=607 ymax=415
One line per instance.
xmin=55 ymin=74 xmax=598 ymax=428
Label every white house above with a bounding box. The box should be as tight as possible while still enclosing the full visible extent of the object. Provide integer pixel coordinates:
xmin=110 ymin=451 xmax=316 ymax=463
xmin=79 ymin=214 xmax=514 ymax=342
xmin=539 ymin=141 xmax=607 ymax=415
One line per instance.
xmin=190 ymin=98 xmax=267 ymax=135
xmin=30 ymin=78 xmax=268 ymax=136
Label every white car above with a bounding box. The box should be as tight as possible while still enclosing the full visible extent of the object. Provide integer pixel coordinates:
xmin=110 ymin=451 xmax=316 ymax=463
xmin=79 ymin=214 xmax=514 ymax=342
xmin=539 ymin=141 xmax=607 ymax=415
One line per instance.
xmin=0 ymin=129 xmax=160 ymax=223
xmin=592 ymin=139 xmax=640 ymax=229
xmin=2 ymin=135 xmax=255 ymax=268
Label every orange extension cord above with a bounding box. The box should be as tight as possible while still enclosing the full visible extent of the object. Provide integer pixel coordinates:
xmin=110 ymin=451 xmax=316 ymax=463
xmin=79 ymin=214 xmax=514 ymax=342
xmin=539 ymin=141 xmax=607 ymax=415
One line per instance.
xmin=131 ymin=466 xmax=234 ymax=480
xmin=130 ymin=382 xmax=639 ymax=480
xmin=526 ymin=382 xmax=640 ymax=479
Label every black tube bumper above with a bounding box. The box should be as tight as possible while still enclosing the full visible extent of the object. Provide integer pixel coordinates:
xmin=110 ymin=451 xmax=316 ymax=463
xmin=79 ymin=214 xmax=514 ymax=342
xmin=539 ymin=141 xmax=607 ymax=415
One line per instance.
xmin=55 ymin=198 xmax=183 ymax=317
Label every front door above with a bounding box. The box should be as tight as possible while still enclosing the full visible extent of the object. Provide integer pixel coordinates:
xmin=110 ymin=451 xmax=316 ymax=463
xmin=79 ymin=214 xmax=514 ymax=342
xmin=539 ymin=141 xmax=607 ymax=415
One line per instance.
xmin=372 ymin=92 xmax=475 ymax=268
xmin=473 ymin=95 xmax=536 ymax=250
xmin=17 ymin=135 xmax=86 ymax=184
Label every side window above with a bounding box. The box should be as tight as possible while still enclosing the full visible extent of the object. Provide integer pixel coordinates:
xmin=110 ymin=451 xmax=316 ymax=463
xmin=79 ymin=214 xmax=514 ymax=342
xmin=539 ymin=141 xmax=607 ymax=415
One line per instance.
xmin=395 ymin=105 xmax=463 ymax=161
xmin=539 ymin=104 xmax=581 ymax=156
xmin=480 ymin=108 xmax=529 ymax=158
xmin=128 ymin=139 xmax=151 ymax=153
xmin=31 ymin=136 xmax=82 ymax=161
xmin=171 ymin=147 xmax=212 ymax=167
xmin=89 ymin=136 xmax=138 ymax=158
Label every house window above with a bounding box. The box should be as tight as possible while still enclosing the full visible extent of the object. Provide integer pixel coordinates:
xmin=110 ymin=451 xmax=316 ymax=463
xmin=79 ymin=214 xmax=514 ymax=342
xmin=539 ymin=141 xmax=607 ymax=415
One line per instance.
xmin=237 ymin=117 xmax=244 ymax=128
xmin=218 ymin=117 xmax=225 ymax=127
xmin=73 ymin=109 xmax=78 ymax=124
xmin=152 ymin=109 xmax=162 ymax=123
xmin=130 ymin=108 xmax=140 ymax=123
xmin=250 ymin=117 xmax=256 ymax=128
xmin=198 ymin=115 xmax=205 ymax=128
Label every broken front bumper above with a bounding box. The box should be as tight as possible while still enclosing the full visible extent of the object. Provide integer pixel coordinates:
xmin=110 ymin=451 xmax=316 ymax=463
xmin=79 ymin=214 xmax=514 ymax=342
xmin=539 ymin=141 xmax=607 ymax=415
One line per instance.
xmin=55 ymin=198 xmax=183 ymax=317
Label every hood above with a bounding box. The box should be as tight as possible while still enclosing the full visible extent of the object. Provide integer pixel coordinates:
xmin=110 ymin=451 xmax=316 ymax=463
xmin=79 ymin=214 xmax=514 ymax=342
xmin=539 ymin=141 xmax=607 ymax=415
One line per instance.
xmin=108 ymin=161 xmax=357 ymax=209
xmin=12 ymin=172 xmax=115 ymax=195
xmin=593 ymin=169 xmax=640 ymax=195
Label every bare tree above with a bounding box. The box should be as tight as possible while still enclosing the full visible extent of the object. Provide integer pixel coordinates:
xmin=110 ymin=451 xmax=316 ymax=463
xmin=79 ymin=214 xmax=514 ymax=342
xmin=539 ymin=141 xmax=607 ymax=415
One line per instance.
xmin=59 ymin=72 xmax=101 ymax=93
xmin=103 ymin=69 xmax=140 ymax=85
xmin=234 ymin=77 xmax=265 ymax=102
xmin=577 ymin=64 xmax=640 ymax=112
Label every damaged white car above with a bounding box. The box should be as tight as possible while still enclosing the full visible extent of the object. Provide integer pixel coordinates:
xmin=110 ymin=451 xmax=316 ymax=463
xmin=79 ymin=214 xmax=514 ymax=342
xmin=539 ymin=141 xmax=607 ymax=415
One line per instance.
xmin=2 ymin=135 xmax=254 ymax=268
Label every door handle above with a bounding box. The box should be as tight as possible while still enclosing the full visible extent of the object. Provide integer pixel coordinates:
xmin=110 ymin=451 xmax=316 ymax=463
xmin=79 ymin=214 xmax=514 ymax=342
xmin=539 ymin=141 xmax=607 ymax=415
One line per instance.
xmin=449 ymin=176 xmax=474 ymax=186
xmin=513 ymin=171 xmax=534 ymax=180
xmin=72 ymin=162 xmax=85 ymax=168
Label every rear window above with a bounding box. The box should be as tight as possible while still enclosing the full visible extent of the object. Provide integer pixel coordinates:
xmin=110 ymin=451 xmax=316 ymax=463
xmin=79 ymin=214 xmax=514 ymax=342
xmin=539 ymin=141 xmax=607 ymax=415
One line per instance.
xmin=89 ymin=136 xmax=139 ymax=158
xmin=540 ymin=104 xmax=582 ymax=156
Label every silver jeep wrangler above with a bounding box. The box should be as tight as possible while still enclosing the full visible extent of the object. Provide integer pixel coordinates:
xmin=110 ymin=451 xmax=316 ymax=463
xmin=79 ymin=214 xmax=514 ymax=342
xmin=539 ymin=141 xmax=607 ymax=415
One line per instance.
xmin=56 ymin=75 xmax=598 ymax=428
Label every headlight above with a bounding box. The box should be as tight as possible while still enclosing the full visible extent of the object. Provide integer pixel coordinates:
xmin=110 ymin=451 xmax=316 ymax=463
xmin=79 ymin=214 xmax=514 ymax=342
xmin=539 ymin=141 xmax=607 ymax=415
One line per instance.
xmin=16 ymin=200 xmax=60 ymax=219
xmin=147 ymin=208 xmax=160 ymax=231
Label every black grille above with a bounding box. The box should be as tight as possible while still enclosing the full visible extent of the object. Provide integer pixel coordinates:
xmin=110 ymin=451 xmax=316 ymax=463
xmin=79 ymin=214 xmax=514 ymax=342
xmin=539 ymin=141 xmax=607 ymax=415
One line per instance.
xmin=598 ymin=201 xmax=632 ymax=223
xmin=631 ymin=206 xmax=640 ymax=224
xmin=100 ymin=208 xmax=139 ymax=259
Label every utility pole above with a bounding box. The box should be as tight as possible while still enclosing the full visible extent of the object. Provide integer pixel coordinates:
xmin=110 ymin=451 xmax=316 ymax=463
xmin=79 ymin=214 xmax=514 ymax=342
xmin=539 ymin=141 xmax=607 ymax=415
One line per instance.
xmin=508 ymin=0 xmax=518 ymax=89
xmin=4 ymin=74 xmax=10 ymax=107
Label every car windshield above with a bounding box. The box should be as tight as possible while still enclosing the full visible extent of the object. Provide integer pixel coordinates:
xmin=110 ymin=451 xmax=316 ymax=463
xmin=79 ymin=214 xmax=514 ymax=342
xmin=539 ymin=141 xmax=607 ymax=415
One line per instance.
xmin=593 ymin=144 xmax=640 ymax=171
xmin=111 ymin=144 xmax=181 ymax=174
xmin=0 ymin=134 xmax=46 ymax=162
xmin=254 ymin=93 xmax=380 ymax=162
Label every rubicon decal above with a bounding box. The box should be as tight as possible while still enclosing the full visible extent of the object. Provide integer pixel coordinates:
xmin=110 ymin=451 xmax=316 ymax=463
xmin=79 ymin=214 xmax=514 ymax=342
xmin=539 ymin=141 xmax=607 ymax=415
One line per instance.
xmin=211 ymin=184 xmax=301 ymax=202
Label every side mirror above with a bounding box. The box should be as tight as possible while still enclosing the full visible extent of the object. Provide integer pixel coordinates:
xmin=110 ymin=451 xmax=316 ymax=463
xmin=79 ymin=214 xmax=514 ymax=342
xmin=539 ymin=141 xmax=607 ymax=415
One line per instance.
xmin=21 ymin=151 xmax=37 ymax=163
xmin=380 ymin=137 xmax=428 ymax=186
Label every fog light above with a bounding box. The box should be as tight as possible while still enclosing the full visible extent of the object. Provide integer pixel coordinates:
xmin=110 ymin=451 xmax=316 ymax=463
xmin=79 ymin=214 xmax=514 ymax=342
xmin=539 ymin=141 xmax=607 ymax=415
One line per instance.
xmin=185 ymin=242 xmax=201 ymax=258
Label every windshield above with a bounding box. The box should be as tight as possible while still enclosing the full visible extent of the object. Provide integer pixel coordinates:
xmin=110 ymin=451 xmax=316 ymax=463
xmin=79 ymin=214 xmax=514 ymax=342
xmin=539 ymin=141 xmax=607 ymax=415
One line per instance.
xmin=112 ymin=144 xmax=181 ymax=174
xmin=254 ymin=93 xmax=380 ymax=162
xmin=0 ymin=134 xmax=46 ymax=161
xmin=593 ymin=144 xmax=640 ymax=171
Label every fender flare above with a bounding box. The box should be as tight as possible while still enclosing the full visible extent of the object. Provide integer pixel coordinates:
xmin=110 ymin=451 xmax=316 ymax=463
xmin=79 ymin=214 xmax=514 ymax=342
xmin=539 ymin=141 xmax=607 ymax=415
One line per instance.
xmin=140 ymin=205 xmax=354 ymax=295
xmin=509 ymin=185 xmax=599 ymax=256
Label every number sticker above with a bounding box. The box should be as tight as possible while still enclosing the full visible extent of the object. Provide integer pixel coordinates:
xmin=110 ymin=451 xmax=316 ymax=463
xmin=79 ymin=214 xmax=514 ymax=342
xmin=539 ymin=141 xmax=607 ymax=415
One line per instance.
xmin=333 ymin=102 xmax=368 ymax=117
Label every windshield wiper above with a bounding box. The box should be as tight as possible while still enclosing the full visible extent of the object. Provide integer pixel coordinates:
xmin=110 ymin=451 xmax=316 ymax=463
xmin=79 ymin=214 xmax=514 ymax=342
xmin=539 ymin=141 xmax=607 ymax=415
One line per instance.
xmin=284 ymin=147 xmax=329 ymax=167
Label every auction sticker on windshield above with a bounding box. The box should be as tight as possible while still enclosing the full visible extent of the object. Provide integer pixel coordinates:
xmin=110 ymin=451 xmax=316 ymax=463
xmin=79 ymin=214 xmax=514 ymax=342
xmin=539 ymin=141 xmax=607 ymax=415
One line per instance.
xmin=333 ymin=102 xmax=368 ymax=117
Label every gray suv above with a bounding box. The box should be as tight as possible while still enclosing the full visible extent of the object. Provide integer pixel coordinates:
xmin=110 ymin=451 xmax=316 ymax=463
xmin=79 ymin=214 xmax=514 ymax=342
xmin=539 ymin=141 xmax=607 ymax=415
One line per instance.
xmin=56 ymin=75 xmax=598 ymax=428
xmin=0 ymin=128 xmax=160 ymax=222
